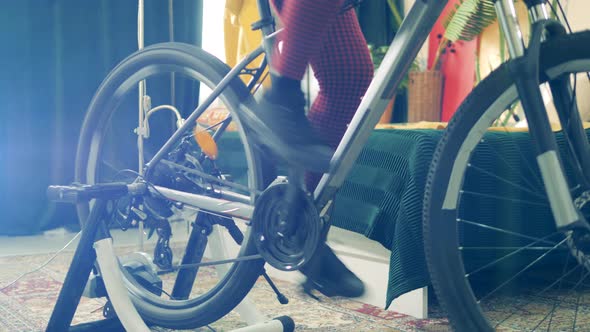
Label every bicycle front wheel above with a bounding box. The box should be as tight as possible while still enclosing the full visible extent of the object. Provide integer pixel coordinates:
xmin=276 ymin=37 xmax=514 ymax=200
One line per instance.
xmin=424 ymin=31 xmax=590 ymax=331
xmin=75 ymin=42 xmax=271 ymax=329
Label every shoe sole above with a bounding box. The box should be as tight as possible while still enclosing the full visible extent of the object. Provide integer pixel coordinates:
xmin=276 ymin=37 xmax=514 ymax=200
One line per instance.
xmin=303 ymin=278 xmax=365 ymax=298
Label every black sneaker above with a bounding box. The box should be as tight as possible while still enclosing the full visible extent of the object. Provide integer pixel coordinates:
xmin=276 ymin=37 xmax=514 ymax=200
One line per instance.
xmin=300 ymin=243 xmax=365 ymax=298
xmin=239 ymin=89 xmax=333 ymax=174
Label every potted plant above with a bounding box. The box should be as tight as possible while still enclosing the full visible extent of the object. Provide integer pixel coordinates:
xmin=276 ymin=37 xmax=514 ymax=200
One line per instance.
xmin=431 ymin=0 xmax=497 ymax=71
xmin=407 ymin=0 xmax=497 ymax=123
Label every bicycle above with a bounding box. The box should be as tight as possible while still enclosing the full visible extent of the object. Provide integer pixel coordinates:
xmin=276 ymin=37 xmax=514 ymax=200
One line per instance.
xmin=70 ymin=0 xmax=590 ymax=330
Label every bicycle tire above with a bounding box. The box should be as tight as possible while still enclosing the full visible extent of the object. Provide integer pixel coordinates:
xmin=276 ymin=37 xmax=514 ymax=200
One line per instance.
xmin=75 ymin=42 xmax=269 ymax=329
xmin=424 ymin=31 xmax=590 ymax=331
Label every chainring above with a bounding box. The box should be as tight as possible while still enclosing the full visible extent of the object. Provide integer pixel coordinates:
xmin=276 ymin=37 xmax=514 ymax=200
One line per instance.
xmin=252 ymin=180 xmax=321 ymax=271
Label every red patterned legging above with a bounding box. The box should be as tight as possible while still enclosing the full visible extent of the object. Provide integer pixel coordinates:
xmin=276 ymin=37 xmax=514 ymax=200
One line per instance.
xmin=271 ymin=0 xmax=374 ymax=189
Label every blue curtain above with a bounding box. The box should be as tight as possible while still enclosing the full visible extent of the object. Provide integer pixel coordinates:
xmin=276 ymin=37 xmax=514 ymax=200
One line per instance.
xmin=0 ymin=0 xmax=203 ymax=235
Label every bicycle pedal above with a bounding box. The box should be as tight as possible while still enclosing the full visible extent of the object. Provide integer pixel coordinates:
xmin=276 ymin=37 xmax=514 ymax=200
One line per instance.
xmin=103 ymin=300 xmax=116 ymax=319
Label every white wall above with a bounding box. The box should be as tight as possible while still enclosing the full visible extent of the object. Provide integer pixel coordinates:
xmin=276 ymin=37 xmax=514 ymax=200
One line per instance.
xmin=565 ymin=0 xmax=590 ymax=31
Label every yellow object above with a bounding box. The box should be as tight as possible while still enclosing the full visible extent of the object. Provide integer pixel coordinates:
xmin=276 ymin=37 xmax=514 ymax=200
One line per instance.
xmin=376 ymin=122 xmax=447 ymax=130
xmin=193 ymin=125 xmax=219 ymax=160
xmin=224 ymin=0 xmax=271 ymax=87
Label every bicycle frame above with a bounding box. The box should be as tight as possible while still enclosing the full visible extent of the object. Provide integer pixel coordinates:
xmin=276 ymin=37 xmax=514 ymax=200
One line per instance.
xmin=141 ymin=0 xmax=584 ymax=232
xmin=141 ymin=0 xmax=448 ymax=218
xmin=312 ymin=1 xmax=448 ymax=209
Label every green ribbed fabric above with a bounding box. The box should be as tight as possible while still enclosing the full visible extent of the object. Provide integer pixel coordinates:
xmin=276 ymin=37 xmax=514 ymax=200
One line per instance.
xmin=218 ymin=128 xmax=575 ymax=309
xmin=329 ymin=129 xmax=441 ymax=308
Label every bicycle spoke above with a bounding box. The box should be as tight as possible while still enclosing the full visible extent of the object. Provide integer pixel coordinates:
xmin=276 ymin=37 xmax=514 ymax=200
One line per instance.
xmin=101 ymin=159 xmax=140 ymax=181
xmin=494 ymin=125 xmax=546 ymax=191
xmin=547 ymin=249 xmax=574 ymax=331
xmin=479 ymin=237 xmax=568 ymax=304
xmin=474 ymin=135 xmax=545 ymax=193
xmin=467 ymin=163 xmax=547 ymax=200
xmin=423 ymin=30 xmax=590 ymax=332
xmin=204 ymin=117 xmax=232 ymax=133
xmin=461 ymin=246 xmax=565 ymax=250
xmin=492 ymin=263 xmax=584 ymax=327
xmin=465 ymin=232 xmax=562 ymax=278
xmin=101 ymin=160 xmax=119 ymax=175
xmin=530 ymin=269 xmax=590 ymax=331
xmin=458 ymin=218 xmax=562 ymax=246
xmin=460 ymin=190 xmax=549 ymax=207
xmin=572 ymin=292 xmax=582 ymax=331
xmin=515 ymin=287 xmax=588 ymax=308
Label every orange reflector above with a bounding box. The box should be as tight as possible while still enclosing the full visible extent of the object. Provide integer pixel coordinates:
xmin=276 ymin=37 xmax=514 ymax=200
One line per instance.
xmin=193 ymin=125 xmax=218 ymax=160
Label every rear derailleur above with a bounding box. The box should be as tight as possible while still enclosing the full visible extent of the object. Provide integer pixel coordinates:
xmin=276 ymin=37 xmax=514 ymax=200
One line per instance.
xmin=113 ymin=194 xmax=174 ymax=271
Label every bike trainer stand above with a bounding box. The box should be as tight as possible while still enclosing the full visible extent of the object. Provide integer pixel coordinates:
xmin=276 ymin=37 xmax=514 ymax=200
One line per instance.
xmin=45 ymin=185 xmax=294 ymax=332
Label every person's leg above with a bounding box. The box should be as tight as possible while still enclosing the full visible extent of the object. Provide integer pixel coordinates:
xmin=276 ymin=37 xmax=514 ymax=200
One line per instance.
xmin=305 ymin=8 xmax=374 ymax=191
xmin=301 ymin=8 xmax=373 ymax=299
xmin=270 ymin=4 xmax=373 ymax=298
xmin=270 ymin=0 xmax=345 ymax=81
xmin=240 ymin=0 xmax=346 ymax=173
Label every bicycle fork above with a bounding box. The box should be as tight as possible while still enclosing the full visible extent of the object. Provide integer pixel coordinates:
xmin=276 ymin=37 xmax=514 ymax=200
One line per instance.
xmin=496 ymin=0 xmax=590 ymax=231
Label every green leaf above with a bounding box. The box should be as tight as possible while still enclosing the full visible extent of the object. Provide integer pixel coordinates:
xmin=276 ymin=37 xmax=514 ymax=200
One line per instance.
xmin=444 ymin=0 xmax=497 ymax=42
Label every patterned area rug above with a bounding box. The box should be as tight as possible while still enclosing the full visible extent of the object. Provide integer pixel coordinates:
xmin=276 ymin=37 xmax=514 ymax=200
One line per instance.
xmin=0 ymin=251 xmax=450 ymax=332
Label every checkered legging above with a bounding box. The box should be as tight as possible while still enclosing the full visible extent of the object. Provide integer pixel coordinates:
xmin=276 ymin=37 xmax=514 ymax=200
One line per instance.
xmin=271 ymin=0 xmax=374 ymax=189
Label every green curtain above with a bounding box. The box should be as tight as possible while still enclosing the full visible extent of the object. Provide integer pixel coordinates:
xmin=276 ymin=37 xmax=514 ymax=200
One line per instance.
xmin=0 ymin=0 xmax=203 ymax=235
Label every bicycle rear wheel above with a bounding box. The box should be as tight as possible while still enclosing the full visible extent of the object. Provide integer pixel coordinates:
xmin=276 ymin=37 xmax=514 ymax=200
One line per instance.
xmin=424 ymin=31 xmax=590 ymax=331
xmin=76 ymin=42 xmax=272 ymax=329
